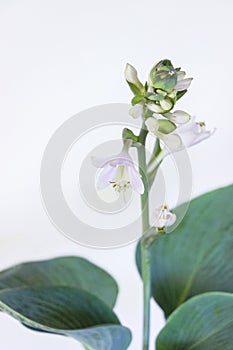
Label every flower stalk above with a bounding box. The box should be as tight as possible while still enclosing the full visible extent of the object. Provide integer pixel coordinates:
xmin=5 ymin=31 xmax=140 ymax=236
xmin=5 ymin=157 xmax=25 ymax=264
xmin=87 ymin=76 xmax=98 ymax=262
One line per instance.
xmin=137 ymin=124 xmax=151 ymax=350
xmin=92 ymin=57 xmax=215 ymax=350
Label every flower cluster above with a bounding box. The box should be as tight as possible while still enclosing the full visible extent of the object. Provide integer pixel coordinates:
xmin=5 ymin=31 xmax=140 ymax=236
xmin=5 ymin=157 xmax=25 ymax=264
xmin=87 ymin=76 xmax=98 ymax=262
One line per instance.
xmin=92 ymin=59 xmax=215 ymax=203
xmin=125 ymin=59 xmax=215 ymax=152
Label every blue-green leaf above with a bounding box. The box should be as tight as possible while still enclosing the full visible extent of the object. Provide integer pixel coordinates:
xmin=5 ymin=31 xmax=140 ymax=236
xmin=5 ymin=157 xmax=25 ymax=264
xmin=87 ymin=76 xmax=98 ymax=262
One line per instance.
xmin=0 ymin=256 xmax=118 ymax=308
xmin=136 ymin=184 xmax=233 ymax=317
xmin=156 ymin=292 xmax=233 ymax=350
xmin=0 ymin=286 xmax=132 ymax=350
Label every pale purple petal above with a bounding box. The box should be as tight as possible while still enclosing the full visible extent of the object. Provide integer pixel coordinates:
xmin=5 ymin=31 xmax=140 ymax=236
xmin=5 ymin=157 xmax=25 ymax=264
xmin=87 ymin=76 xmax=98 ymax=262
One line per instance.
xmin=187 ymin=128 xmax=216 ymax=147
xmin=109 ymin=152 xmax=134 ymax=167
xmin=177 ymin=71 xmax=186 ymax=81
xmin=96 ymin=165 xmax=117 ymax=190
xmin=176 ymin=117 xmax=197 ymax=133
xmin=167 ymin=212 xmax=177 ymax=226
xmin=175 ymin=78 xmax=193 ymax=91
xmin=127 ymin=166 xmax=144 ymax=194
xmin=178 ymin=129 xmax=199 ymax=148
xmin=153 ymin=205 xmax=176 ymax=228
xmin=92 ymin=151 xmax=133 ymax=168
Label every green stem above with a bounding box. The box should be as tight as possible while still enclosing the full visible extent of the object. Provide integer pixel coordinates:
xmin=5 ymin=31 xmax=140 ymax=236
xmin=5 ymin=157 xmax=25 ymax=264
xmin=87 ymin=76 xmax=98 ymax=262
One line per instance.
xmin=147 ymin=138 xmax=161 ymax=169
xmin=137 ymin=124 xmax=151 ymax=350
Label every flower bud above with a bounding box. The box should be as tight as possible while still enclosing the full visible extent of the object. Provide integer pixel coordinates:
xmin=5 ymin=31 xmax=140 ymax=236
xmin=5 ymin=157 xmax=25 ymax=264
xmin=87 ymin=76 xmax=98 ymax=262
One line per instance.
xmin=125 ymin=63 xmax=145 ymax=96
xmin=149 ymin=59 xmax=177 ymax=93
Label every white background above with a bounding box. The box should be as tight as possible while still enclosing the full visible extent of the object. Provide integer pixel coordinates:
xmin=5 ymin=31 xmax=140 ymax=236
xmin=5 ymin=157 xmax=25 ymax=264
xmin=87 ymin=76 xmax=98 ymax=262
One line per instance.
xmin=0 ymin=0 xmax=233 ymax=349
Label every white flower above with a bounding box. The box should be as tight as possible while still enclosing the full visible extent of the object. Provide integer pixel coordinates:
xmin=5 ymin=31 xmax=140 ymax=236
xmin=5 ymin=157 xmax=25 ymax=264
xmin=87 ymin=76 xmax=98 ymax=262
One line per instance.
xmin=146 ymin=116 xmax=215 ymax=153
xmin=92 ymin=150 xmax=144 ymax=194
xmin=154 ymin=204 xmax=176 ymax=229
xmin=129 ymin=104 xmax=143 ymax=119
xmin=163 ymin=117 xmax=216 ymax=152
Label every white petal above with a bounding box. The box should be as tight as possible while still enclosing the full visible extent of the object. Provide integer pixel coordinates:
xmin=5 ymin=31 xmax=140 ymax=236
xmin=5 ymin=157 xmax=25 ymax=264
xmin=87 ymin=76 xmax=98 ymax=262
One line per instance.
xmin=97 ymin=186 xmax=120 ymax=203
xmin=164 ymin=110 xmax=191 ymax=124
xmin=129 ymin=104 xmax=143 ymax=119
xmin=160 ymin=98 xmax=173 ymax=111
xmin=145 ymin=117 xmax=159 ymax=134
xmin=110 ymin=151 xmax=133 ymax=167
xmin=92 ymin=151 xmax=133 ymax=169
xmin=177 ymin=71 xmax=186 ymax=81
xmin=176 ymin=117 xmax=197 ymax=133
xmin=127 ymin=166 xmax=144 ymax=194
xmin=188 ymin=128 xmax=216 ymax=147
xmin=167 ymin=90 xmax=176 ymax=98
xmin=153 ymin=206 xmax=176 ymax=228
xmin=125 ymin=63 xmax=139 ymax=84
xmin=96 ymin=165 xmax=117 ymax=190
xmin=167 ymin=212 xmax=176 ymax=226
xmin=147 ymin=103 xmax=164 ymax=113
xmin=161 ymin=133 xmax=183 ymax=152
xmin=175 ymin=78 xmax=193 ymax=91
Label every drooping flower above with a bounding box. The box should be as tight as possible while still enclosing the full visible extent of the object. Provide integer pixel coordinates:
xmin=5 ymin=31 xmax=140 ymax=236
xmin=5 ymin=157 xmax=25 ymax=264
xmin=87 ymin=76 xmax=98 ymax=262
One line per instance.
xmin=153 ymin=204 xmax=176 ymax=230
xmin=165 ymin=118 xmax=215 ymax=152
xmin=146 ymin=116 xmax=215 ymax=153
xmin=92 ymin=146 xmax=144 ymax=195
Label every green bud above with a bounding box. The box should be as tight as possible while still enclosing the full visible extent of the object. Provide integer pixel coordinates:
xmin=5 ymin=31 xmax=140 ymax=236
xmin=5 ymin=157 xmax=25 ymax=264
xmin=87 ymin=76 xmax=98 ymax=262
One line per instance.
xmin=157 ymin=119 xmax=176 ymax=134
xmin=122 ymin=128 xmax=138 ymax=143
xmin=152 ymin=59 xmax=174 ymax=71
xmin=148 ymin=59 xmax=178 ymax=93
xmin=160 ymin=97 xmax=173 ymax=111
xmin=149 ymin=68 xmax=177 ymax=93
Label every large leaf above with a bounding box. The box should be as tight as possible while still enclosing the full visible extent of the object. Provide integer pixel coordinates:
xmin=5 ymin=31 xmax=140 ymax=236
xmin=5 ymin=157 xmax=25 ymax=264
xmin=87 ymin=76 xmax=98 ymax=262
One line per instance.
xmin=0 ymin=256 xmax=118 ymax=308
xmin=156 ymin=292 xmax=233 ymax=350
xmin=0 ymin=286 xmax=132 ymax=350
xmin=136 ymin=184 xmax=233 ymax=317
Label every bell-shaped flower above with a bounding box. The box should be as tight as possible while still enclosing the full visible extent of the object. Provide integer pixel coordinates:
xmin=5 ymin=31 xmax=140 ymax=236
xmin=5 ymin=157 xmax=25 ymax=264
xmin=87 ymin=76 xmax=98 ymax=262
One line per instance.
xmin=153 ymin=204 xmax=176 ymax=230
xmin=164 ymin=117 xmax=216 ymax=152
xmin=92 ymin=146 xmax=144 ymax=195
xmin=146 ymin=116 xmax=215 ymax=153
